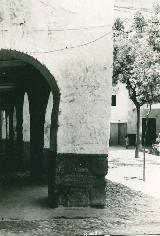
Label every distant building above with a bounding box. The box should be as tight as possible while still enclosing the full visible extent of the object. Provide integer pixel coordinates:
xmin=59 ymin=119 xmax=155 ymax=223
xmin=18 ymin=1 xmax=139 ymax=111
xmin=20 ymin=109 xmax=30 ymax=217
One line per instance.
xmin=110 ymin=83 xmax=160 ymax=147
xmin=141 ymin=104 xmax=160 ymax=146
xmin=113 ymin=1 xmax=160 ymax=148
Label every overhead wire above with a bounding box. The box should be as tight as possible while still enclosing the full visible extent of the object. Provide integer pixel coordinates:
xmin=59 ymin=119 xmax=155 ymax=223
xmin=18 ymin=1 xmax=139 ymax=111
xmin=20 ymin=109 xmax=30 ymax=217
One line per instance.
xmin=27 ymin=0 xmax=113 ymax=53
xmin=38 ymin=0 xmax=112 ymax=32
xmin=28 ymin=19 xmax=131 ymax=54
xmin=31 ymin=24 xmax=112 ymax=32
xmin=28 ymin=1 xmax=152 ymax=54
xmin=5 ymin=0 xmax=135 ymax=54
xmin=39 ymin=0 xmax=56 ymax=12
xmin=0 ymin=24 xmax=112 ymax=33
xmin=29 ymin=30 xmax=112 ymax=54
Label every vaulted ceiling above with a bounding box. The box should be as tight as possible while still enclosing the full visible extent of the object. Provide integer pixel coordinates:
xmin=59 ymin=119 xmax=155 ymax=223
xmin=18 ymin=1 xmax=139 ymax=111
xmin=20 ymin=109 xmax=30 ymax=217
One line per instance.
xmin=0 ymin=59 xmax=41 ymax=92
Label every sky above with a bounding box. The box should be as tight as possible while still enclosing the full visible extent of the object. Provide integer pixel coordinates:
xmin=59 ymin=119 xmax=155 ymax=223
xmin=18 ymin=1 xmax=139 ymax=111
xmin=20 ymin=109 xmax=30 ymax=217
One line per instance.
xmin=114 ymin=0 xmax=156 ymax=20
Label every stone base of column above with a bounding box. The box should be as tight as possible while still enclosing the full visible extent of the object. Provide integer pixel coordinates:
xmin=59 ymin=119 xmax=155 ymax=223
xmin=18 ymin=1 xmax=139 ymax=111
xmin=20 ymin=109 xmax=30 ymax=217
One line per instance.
xmin=48 ymin=153 xmax=108 ymax=208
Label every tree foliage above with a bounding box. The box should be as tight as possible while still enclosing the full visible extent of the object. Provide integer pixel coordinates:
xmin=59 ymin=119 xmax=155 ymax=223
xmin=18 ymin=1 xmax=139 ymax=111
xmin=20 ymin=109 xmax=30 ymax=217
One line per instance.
xmin=113 ymin=18 xmax=124 ymax=33
xmin=153 ymin=0 xmax=160 ymax=15
xmin=113 ymin=13 xmax=160 ymax=157
xmin=148 ymin=14 xmax=160 ymax=51
xmin=113 ymin=21 xmax=160 ymax=108
xmin=133 ymin=11 xmax=146 ymax=33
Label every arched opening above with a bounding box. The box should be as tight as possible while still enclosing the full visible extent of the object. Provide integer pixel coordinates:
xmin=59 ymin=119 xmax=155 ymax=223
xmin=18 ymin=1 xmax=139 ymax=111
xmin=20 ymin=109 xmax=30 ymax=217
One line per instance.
xmin=0 ymin=49 xmax=60 ymax=183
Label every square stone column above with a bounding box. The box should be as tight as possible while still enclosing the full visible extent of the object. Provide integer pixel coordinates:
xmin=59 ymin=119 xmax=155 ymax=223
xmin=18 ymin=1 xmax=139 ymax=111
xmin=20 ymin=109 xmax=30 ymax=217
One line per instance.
xmin=48 ymin=153 xmax=108 ymax=207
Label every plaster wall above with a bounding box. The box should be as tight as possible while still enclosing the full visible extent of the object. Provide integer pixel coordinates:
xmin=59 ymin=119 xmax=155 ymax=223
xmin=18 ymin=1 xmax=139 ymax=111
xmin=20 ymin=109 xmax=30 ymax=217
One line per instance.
xmin=111 ymin=83 xmax=129 ymax=123
xmin=0 ymin=0 xmax=113 ymax=155
xmin=111 ymin=83 xmax=160 ymax=140
xmin=111 ymin=83 xmax=136 ymax=134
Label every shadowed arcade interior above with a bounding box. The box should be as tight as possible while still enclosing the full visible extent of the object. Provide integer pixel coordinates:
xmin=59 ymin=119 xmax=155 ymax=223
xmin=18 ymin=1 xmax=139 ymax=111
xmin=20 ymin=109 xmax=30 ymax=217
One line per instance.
xmin=0 ymin=55 xmax=55 ymax=181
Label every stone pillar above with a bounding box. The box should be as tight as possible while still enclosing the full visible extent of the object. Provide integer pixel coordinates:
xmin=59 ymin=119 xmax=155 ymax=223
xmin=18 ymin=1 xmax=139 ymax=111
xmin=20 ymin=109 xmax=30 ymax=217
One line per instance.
xmin=48 ymin=64 xmax=111 ymax=208
xmin=15 ymin=91 xmax=24 ymax=167
xmin=4 ymin=109 xmax=10 ymax=157
xmin=0 ymin=110 xmax=5 ymax=153
xmin=8 ymin=106 xmax=14 ymax=156
xmin=54 ymin=154 xmax=108 ymax=207
xmin=5 ymin=111 xmax=9 ymax=141
xmin=6 ymin=92 xmax=15 ymax=157
xmin=0 ymin=97 xmax=2 ymax=152
xmin=48 ymin=92 xmax=60 ymax=207
xmin=28 ymin=79 xmax=50 ymax=180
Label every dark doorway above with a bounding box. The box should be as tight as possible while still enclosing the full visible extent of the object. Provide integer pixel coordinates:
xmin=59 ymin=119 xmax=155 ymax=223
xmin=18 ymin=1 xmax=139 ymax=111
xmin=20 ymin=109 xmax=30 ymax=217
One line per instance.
xmin=127 ymin=134 xmax=136 ymax=146
xmin=118 ymin=123 xmax=127 ymax=146
xmin=110 ymin=123 xmax=127 ymax=146
xmin=110 ymin=123 xmax=118 ymax=145
xmin=142 ymin=118 xmax=156 ymax=146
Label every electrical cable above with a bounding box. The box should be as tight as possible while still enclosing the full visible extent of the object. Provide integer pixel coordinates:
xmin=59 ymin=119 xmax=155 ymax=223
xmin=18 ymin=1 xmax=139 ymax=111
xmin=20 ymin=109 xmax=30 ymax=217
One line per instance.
xmin=31 ymin=24 xmax=112 ymax=32
xmin=29 ymin=30 xmax=112 ymax=54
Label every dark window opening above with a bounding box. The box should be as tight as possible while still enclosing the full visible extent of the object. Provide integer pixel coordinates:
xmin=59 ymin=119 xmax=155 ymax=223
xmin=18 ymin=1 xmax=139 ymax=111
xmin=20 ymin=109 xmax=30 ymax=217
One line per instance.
xmin=112 ymin=95 xmax=116 ymax=106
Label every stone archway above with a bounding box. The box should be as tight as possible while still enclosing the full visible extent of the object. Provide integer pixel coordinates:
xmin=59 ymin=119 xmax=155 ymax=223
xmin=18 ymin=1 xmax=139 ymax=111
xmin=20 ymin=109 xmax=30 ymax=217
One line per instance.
xmin=0 ymin=49 xmax=60 ymax=182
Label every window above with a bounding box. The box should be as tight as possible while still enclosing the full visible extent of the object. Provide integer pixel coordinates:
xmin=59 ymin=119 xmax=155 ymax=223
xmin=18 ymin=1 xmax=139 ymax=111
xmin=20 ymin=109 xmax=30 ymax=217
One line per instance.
xmin=112 ymin=95 xmax=116 ymax=106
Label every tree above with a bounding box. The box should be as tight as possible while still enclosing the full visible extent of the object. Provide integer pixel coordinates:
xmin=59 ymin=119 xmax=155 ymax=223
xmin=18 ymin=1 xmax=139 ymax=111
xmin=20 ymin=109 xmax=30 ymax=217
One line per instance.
xmin=133 ymin=11 xmax=146 ymax=33
xmin=153 ymin=0 xmax=160 ymax=15
xmin=148 ymin=12 xmax=160 ymax=51
xmin=113 ymin=20 xmax=160 ymax=158
xmin=113 ymin=18 xmax=124 ymax=33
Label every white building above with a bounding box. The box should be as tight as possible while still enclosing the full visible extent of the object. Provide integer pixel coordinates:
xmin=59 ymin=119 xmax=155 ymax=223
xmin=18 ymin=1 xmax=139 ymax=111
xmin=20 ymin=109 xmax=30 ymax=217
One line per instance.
xmin=110 ymin=83 xmax=160 ymax=146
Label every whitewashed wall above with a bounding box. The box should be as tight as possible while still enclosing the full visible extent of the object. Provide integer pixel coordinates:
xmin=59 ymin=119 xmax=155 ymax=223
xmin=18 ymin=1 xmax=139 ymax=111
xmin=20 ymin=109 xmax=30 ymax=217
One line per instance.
xmin=111 ymin=83 xmax=137 ymax=134
xmin=0 ymin=0 xmax=113 ymax=154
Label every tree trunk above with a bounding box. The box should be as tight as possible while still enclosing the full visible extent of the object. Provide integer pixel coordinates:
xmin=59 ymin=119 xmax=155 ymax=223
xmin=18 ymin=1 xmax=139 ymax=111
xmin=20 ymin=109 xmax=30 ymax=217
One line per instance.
xmin=143 ymin=104 xmax=152 ymax=181
xmin=135 ymin=106 xmax=140 ymax=158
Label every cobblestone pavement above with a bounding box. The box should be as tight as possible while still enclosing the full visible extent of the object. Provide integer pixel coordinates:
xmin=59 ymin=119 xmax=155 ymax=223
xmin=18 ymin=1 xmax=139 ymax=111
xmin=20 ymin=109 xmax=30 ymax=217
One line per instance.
xmin=0 ymin=148 xmax=160 ymax=235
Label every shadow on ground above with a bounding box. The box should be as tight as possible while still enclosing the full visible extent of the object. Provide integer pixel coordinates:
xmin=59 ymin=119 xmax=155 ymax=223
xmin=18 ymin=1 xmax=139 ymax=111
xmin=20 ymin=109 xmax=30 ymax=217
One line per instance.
xmin=0 ymin=172 xmax=160 ymax=235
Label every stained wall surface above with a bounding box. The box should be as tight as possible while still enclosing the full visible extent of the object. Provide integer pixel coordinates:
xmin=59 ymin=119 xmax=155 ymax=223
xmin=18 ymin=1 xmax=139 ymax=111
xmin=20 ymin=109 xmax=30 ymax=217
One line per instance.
xmin=0 ymin=0 xmax=113 ymax=155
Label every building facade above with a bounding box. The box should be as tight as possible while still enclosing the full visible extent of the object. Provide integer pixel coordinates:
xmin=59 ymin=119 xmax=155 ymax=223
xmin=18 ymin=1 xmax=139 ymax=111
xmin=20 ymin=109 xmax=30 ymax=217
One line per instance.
xmin=110 ymin=83 xmax=160 ymax=147
xmin=110 ymin=83 xmax=136 ymax=146
xmin=0 ymin=0 xmax=113 ymax=207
